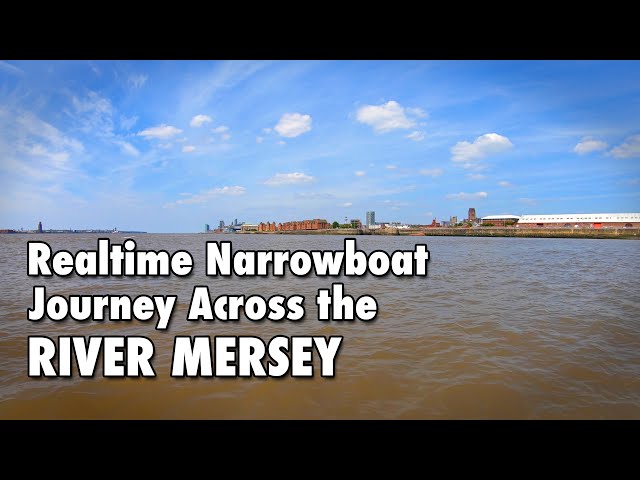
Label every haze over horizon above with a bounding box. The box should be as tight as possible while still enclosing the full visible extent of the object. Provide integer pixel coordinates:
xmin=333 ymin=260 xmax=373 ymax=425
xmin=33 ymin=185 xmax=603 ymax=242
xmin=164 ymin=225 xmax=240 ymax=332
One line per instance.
xmin=1 ymin=60 xmax=638 ymax=233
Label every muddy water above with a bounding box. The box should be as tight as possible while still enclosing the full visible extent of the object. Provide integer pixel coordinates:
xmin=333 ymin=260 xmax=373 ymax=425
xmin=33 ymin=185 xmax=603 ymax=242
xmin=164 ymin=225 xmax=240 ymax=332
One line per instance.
xmin=1 ymin=233 xmax=639 ymax=419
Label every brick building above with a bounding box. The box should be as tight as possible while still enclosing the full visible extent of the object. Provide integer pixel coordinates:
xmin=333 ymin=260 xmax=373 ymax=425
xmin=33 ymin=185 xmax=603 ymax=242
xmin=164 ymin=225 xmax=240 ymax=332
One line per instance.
xmin=258 ymin=219 xmax=330 ymax=231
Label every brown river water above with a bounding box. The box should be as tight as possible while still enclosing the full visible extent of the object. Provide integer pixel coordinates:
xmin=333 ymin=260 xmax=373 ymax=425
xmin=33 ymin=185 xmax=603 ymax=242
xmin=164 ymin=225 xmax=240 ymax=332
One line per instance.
xmin=1 ymin=233 xmax=639 ymax=419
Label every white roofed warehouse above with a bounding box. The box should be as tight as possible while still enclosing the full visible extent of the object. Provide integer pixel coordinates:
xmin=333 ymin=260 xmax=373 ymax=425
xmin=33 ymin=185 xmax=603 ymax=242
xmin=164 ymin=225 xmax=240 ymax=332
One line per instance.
xmin=516 ymin=213 xmax=640 ymax=229
xmin=480 ymin=215 xmax=520 ymax=227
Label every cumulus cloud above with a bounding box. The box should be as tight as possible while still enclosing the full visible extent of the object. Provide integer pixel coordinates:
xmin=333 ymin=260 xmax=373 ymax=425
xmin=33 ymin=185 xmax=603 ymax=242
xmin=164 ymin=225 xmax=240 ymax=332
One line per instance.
xmin=277 ymin=140 xmax=286 ymax=146
xmin=406 ymin=131 xmax=425 ymax=141
xmin=265 ymin=172 xmax=314 ymax=186
xmin=355 ymin=170 xmax=366 ymax=177
xmin=212 ymin=125 xmax=229 ymax=133
xmin=609 ymin=134 xmax=640 ymax=158
xmin=356 ymin=100 xmax=425 ymax=133
xmin=386 ymin=164 xmax=397 ymax=170
xmin=573 ymin=137 xmax=608 ymax=155
xmin=167 ymin=186 xmax=245 ymax=206
xmin=274 ymin=113 xmax=312 ymax=138
xmin=419 ymin=168 xmax=443 ymax=177
xmin=128 ymin=74 xmax=148 ymax=89
xmin=446 ymin=191 xmax=488 ymax=201
xmin=137 ymin=124 xmax=183 ymax=139
xmin=451 ymin=133 xmax=513 ymax=163
xmin=498 ymin=180 xmax=512 ymax=187
xmin=406 ymin=107 xmax=427 ymax=118
xmin=190 ymin=114 xmax=212 ymax=127
xmin=182 ymin=145 xmax=196 ymax=153
xmin=256 ymin=136 xmax=264 ymax=144
xmin=342 ymin=202 xmax=353 ymax=207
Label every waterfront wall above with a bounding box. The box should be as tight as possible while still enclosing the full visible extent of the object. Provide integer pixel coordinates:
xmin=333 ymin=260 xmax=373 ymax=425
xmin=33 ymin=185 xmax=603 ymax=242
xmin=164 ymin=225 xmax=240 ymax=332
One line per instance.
xmin=401 ymin=227 xmax=640 ymax=239
xmin=243 ymin=227 xmax=640 ymax=239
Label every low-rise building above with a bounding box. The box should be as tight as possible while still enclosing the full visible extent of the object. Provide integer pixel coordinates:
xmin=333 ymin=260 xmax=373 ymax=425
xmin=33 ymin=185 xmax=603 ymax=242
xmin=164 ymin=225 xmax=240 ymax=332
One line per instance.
xmin=481 ymin=215 xmax=521 ymax=227
xmin=517 ymin=213 xmax=640 ymax=228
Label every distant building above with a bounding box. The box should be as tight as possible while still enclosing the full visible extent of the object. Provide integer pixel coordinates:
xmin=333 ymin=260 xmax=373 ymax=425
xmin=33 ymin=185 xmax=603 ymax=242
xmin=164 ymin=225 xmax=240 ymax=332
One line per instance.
xmin=219 ymin=220 xmax=224 ymax=230
xmin=481 ymin=214 xmax=520 ymax=227
xmin=366 ymin=211 xmax=375 ymax=228
xmin=37 ymin=221 xmax=43 ymax=233
xmin=517 ymin=213 xmax=640 ymax=229
xmin=350 ymin=219 xmax=362 ymax=228
xmin=386 ymin=222 xmax=410 ymax=229
xmin=205 ymin=223 xmax=210 ymax=233
xmin=241 ymin=223 xmax=259 ymax=232
xmin=450 ymin=216 xmax=458 ymax=224
xmin=468 ymin=208 xmax=476 ymax=223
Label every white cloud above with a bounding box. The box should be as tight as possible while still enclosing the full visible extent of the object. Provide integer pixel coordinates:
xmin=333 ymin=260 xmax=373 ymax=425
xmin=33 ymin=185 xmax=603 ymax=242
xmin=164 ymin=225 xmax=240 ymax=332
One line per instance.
xmin=451 ymin=133 xmax=513 ymax=163
xmin=88 ymin=61 xmax=101 ymax=76
xmin=69 ymin=91 xmax=113 ymax=135
xmin=406 ymin=107 xmax=427 ymax=118
xmin=609 ymin=134 xmax=640 ymax=159
xmin=518 ymin=197 xmax=537 ymax=206
xmin=176 ymin=137 xmax=188 ymax=143
xmin=265 ymin=172 xmax=314 ymax=186
xmin=0 ymin=61 xmax=24 ymax=76
xmin=277 ymin=140 xmax=286 ymax=146
xmin=128 ymin=74 xmax=148 ymax=89
xmin=256 ymin=136 xmax=264 ymax=144
xmin=158 ymin=143 xmax=172 ymax=149
xmin=386 ymin=164 xmax=397 ymax=170
xmin=419 ymin=168 xmax=443 ymax=177
xmin=342 ymin=202 xmax=353 ymax=207
xmin=167 ymin=186 xmax=246 ymax=206
xmin=383 ymin=199 xmax=410 ymax=208
xmin=221 ymin=133 xmax=231 ymax=141
xmin=466 ymin=173 xmax=486 ymax=180
xmin=575 ymin=139 xmax=609 ymax=155
xmin=426 ymin=211 xmax=433 ymax=216
xmin=356 ymin=100 xmax=424 ymax=133
xmin=15 ymin=111 xmax=84 ymax=154
xmin=212 ymin=125 xmax=229 ymax=133
xmin=263 ymin=127 xmax=272 ymax=134
xmin=498 ymin=180 xmax=512 ymax=187
xmin=573 ymin=137 xmax=608 ymax=155
xmin=355 ymin=170 xmax=366 ymax=177
xmin=274 ymin=113 xmax=312 ymax=138
xmin=120 ymin=115 xmax=138 ymax=131
xmin=25 ymin=144 xmax=70 ymax=168
xmin=190 ymin=114 xmax=212 ymax=127
xmin=137 ymin=124 xmax=183 ymax=139
xmin=446 ymin=191 xmax=488 ymax=201
xmin=116 ymin=141 xmax=140 ymax=157
xmin=182 ymin=145 xmax=196 ymax=153
xmin=406 ymin=131 xmax=425 ymax=141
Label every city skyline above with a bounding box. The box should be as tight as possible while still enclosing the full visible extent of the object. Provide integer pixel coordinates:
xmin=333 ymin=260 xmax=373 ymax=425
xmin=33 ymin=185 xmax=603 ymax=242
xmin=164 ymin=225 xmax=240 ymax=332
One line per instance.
xmin=1 ymin=60 xmax=639 ymax=233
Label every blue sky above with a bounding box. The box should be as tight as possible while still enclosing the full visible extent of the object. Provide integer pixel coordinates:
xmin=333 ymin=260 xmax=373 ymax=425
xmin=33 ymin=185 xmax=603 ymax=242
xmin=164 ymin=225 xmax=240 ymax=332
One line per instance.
xmin=0 ymin=60 xmax=639 ymax=232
